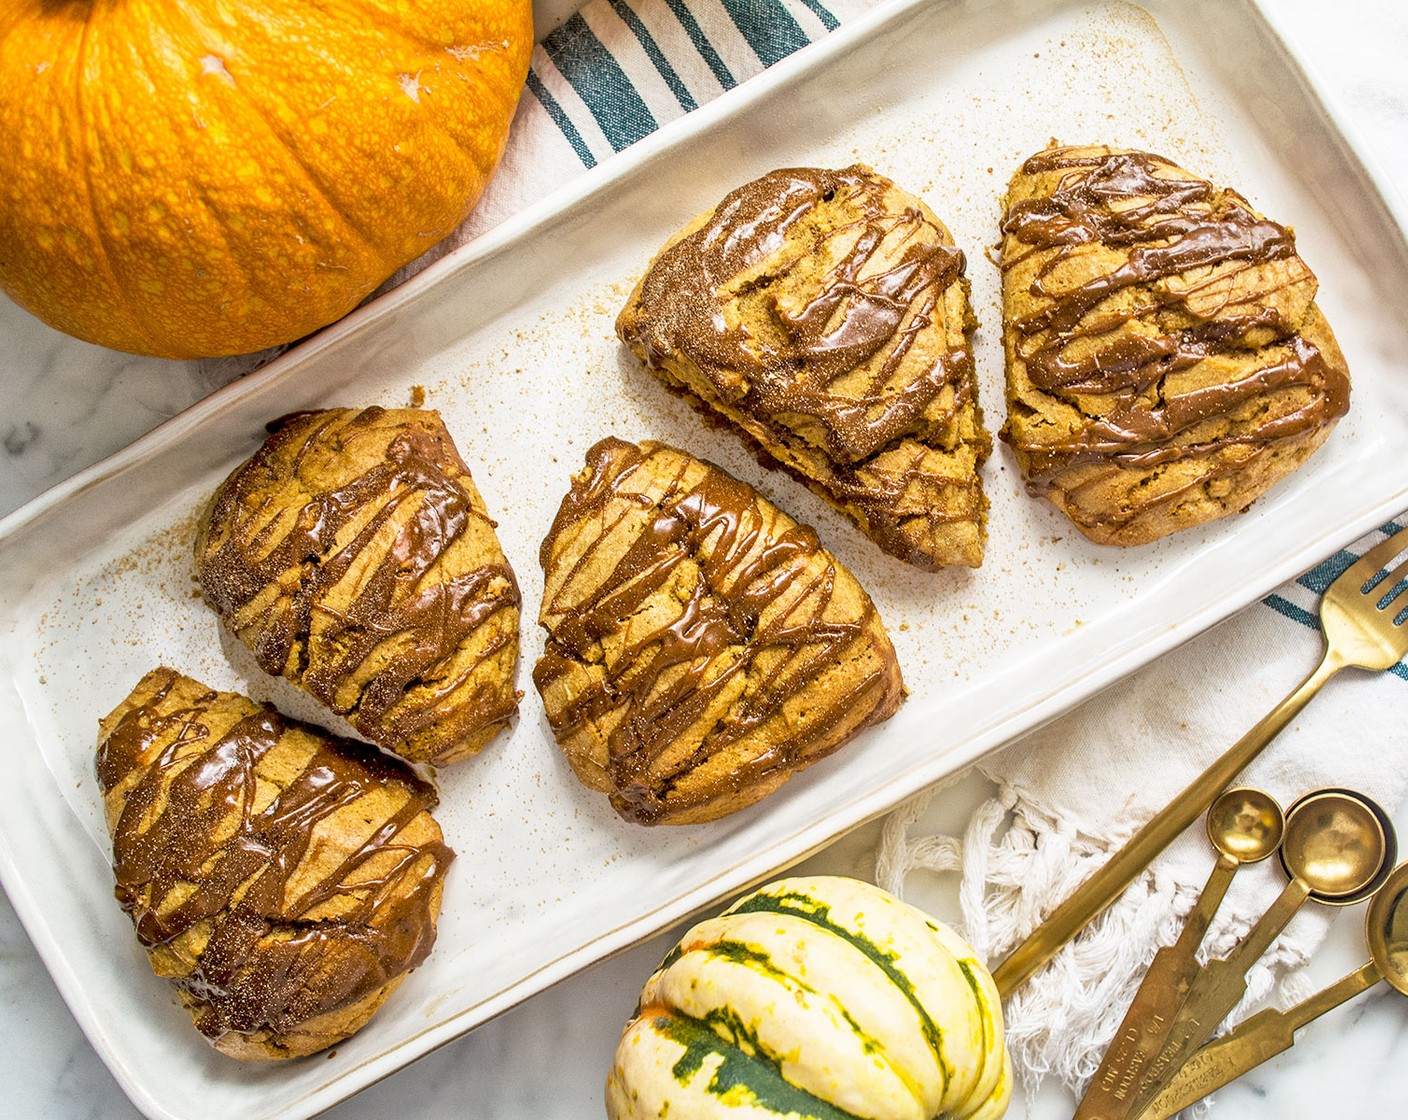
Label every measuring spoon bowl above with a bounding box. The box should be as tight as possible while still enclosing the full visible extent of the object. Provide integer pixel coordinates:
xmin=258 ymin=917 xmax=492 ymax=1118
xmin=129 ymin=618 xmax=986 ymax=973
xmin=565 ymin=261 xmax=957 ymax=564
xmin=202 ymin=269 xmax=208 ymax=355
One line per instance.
xmin=1367 ymin=860 xmax=1408 ymax=995
xmin=1122 ymin=787 xmax=1395 ymax=1118
xmin=1280 ymin=787 xmax=1396 ymax=905
xmin=1206 ymin=787 xmax=1284 ymax=864
xmin=1072 ymin=788 xmax=1285 ymax=1120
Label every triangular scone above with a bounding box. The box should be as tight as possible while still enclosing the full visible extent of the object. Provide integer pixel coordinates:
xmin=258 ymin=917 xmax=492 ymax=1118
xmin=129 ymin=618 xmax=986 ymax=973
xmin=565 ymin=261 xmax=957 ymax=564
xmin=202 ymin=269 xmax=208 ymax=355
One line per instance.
xmin=999 ymin=145 xmax=1351 ymax=545
xmin=96 ymin=667 xmax=453 ymax=1060
xmin=617 ymin=165 xmax=990 ymax=570
xmin=534 ymin=438 xmax=904 ymax=826
xmin=195 ymin=407 xmax=521 ymax=766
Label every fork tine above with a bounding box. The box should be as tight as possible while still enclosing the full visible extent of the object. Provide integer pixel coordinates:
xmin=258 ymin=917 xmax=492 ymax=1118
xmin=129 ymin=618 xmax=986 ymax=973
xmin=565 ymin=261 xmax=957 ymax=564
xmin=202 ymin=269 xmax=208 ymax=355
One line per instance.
xmin=1374 ymin=555 xmax=1408 ymax=614
xmin=1333 ymin=524 xmax=1408 ymax=596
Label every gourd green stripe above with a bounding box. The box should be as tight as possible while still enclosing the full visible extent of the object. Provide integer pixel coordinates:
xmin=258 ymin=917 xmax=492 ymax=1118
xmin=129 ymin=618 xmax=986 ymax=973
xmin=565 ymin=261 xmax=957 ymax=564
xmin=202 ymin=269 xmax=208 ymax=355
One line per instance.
xmin=956 ymin=960 xmax=986 ymax=1004
xmin=705 ymin=938 xmax=809 ymax=985
xmin=653 ymin=1010 xmax=868 ymax=1120
xmin=729 ymin=889 xmax=952 ymax=1084
xmin=656 ymin=941 xmax=686 ymax=974
xmin=684 ymin=937 xmax=900 ymax=1091
xmin=708 ymin=939 xmax=891 ymax=1057
xmin=702 ymin=939 xmax=887 ymax=1060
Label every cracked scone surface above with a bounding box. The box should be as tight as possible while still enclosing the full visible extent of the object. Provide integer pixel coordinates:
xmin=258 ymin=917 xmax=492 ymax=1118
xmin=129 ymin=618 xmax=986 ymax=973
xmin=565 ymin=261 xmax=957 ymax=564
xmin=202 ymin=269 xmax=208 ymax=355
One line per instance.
xmin=999 ymin=145 xmax=1351 ymax=545
xmin=534 ymin=439 xmax=904 ymax=826
xmin=616 ymin=165 xmax=990 ymax=570
xmin=96 ymin=667 xmax=453 ymax=1060
xmin=195 ymin=406 xmax=521 ymax=766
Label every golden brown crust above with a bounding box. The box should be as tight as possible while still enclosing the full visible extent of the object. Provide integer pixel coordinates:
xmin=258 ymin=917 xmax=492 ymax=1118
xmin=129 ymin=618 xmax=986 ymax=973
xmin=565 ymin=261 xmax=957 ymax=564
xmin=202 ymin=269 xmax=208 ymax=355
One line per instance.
xmin=96 ymin=667 xmax=453 ymax=1060
xmin=194 ymin=406 xmax=521 ymax=766
xmin=533 ymin=438 xmax=904 ymax=826
xmin=617 ymin=165 xmax=990 ymax=569
xmin=998 ymin=144 xmax=1351 ymax=545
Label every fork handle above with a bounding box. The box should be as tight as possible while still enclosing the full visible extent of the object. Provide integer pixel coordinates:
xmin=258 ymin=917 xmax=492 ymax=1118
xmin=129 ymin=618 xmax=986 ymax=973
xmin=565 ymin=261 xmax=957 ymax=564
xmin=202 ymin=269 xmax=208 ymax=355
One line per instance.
xmin=992 ymin=648 xmax=1342 ymax=998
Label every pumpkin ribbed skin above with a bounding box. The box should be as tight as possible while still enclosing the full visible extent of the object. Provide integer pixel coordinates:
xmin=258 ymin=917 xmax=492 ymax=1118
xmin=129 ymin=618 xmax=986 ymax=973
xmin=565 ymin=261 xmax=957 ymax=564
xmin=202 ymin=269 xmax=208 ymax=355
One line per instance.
xmin=0 ymin=0 xmax=531 ymax=358
xmin=607 ymin=876 xmax=1012 ymax=1120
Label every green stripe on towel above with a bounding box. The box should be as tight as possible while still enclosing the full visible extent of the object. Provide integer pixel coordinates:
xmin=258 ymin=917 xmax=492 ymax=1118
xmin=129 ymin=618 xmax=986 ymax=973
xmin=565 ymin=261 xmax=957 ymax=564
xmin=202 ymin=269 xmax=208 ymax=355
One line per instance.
xmin=665 ymin=0 xmax=738 ymax=89
xmin=798 ymin=0 xmax=841 ymax=30
xmin=527 ymin=0 xmax=843 ymax=167
xmin=543 ymin=13 xmax=660 ymax=151
xmin=610 ymin=0 xmax=699 ymax=111
xmin=720 ymin=0 xmax=812 ymax=66
xmin=524 ymin=69 xmax=597 ymax=167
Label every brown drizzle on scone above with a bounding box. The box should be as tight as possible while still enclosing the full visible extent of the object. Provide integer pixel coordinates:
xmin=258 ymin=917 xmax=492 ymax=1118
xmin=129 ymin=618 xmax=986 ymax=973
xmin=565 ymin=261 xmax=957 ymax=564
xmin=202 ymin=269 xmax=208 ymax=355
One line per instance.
xmin=97 ymin=667 xmax=452 ymax=1053
xmin=196 ymin=407 xmax=520 ymax=765
xmin=534 ymin=438 xmax=903 ymax=825
xmin=998 ymin=146 xmax=1350 ymax=539
xmin=618 ymin=166 xmax=989 ymax=570
xmin=626 ymin=166 xmax=968 ymax=462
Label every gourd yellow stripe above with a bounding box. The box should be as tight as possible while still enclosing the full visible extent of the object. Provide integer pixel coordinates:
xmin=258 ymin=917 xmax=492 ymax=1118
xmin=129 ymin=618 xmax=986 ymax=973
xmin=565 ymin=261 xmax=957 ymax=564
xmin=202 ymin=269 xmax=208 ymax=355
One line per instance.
xmin=923 ymin=921 xmax=1007 ymax=1114
xmin=961 ymin=1050 xmax=1013 ymax=1120
xmin=730 ymin=878 xmax=1000 ymax=1116
xmin=642 ymin=914 xmax=932 ymax=1119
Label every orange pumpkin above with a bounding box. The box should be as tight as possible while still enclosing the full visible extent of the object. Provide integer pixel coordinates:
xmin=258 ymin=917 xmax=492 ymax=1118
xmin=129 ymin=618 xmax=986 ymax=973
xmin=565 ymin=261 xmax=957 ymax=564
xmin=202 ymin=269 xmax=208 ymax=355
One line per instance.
xmin=0 ymin=1 xmax=532 ymax=359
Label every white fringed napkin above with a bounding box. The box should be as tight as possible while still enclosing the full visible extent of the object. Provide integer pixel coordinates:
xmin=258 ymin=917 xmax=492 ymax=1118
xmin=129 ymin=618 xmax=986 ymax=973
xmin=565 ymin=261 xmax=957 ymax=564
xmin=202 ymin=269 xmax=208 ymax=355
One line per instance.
xmin=876 ymin=520 xmax=1408 ymax=1097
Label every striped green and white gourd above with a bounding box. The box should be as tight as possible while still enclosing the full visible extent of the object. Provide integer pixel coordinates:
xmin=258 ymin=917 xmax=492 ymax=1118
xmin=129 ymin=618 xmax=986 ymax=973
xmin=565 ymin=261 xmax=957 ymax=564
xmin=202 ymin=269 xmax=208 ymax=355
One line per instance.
xmin=606 ymin=876 xmax=1012 ymax=1120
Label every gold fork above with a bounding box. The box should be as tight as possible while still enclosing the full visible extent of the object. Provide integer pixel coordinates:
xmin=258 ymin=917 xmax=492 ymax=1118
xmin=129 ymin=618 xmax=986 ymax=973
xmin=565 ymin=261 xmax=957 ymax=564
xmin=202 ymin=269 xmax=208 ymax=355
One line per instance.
xmin=992 ymin=521 xmax=1408 ymax=998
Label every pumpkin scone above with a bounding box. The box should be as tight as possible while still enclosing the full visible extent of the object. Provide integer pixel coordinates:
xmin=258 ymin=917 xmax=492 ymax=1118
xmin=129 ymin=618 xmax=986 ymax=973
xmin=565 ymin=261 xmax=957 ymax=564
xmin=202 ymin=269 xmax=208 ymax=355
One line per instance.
xmin=195 ymin=406 xmax=520 ymax=767
xmin=617 ymin=165 xmax=991 ymax=570
xmin=534 ymin=438 xmax=903 ymax=826
xmin=999 ymin=144 xmax=1351 ymax=545
xmin=96 ymin=667 xmax=454 ymax=1060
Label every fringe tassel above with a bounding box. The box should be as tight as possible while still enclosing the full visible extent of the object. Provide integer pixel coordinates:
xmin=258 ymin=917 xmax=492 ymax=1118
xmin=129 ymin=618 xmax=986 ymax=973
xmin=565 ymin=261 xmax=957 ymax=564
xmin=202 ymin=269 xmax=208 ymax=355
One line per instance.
xmin=875 ymin=775 xmax=1323 ymax=1104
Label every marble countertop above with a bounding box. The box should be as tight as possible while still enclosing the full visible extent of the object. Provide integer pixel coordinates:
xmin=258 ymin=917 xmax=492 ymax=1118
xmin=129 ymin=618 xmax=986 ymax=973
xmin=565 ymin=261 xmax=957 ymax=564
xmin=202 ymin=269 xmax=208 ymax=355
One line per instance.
xmin=2 ymin=1 xmax=1406 ymax=1117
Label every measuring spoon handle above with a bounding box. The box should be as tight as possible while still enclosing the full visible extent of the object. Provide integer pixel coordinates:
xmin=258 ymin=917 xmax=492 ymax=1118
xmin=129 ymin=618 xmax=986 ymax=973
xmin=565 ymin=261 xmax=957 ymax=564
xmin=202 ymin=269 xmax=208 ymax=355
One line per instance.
xmin=1124 ymin=877 xmax=1312 ymax=1118
xmin=1073 ymin=855 xmax=1239 ymax=1120
xmin=992 ymin=654 xmax=1338 ymax=998
xmin=1137 ymin=961 xmax=1383 ymax=1120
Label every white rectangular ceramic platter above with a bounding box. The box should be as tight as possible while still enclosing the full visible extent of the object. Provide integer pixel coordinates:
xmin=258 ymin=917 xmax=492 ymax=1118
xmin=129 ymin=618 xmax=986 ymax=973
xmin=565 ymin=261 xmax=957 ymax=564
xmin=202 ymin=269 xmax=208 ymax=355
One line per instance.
xmin=2 ymin=1 xmax=1407 ymax=1117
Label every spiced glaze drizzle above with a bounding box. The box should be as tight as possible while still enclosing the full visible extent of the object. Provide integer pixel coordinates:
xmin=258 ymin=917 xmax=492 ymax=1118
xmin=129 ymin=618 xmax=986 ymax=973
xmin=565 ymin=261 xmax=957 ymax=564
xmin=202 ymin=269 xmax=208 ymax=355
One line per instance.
xmin=535 ymin=440 xmax=903 ymax=825
xmin=97 ymin=668 xmax=452 ymax=1046
xmin=197 ymin=408 xmax=520 ymax=760
xmin=620 ymin=167 xmax=986 ymax=565
xmin=999 ymin=148 xmax=1349 ymax=507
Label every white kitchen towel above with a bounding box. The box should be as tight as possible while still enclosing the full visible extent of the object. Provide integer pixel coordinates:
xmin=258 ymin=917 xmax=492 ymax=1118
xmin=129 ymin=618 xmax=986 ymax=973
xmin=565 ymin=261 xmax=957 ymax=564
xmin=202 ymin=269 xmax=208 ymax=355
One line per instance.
xmin=877 ymin=518 xmax=1408 ymax=1097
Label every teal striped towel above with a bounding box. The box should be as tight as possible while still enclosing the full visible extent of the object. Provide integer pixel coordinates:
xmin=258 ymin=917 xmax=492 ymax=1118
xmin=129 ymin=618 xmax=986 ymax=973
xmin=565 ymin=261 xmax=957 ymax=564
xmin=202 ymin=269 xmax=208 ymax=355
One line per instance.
xmin=528 ymin=0 xmax=843 ymax=167
xmin=1268 ymin=518 xmax=1407 ymax=680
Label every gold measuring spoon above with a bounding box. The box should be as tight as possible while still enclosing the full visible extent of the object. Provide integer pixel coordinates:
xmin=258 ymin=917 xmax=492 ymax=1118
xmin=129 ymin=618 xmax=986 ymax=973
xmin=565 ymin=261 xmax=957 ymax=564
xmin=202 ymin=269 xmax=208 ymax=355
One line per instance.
xmin=991 ymin=523 xmax=1408 ymax=999
xmin=1123 ymin=788 xmax=1395 ymax=1120
xmin=1139 ymin=860 xmax=1408 ymax=1120
xmin=1073 ymin=789 xmax=1285 ymax=1120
